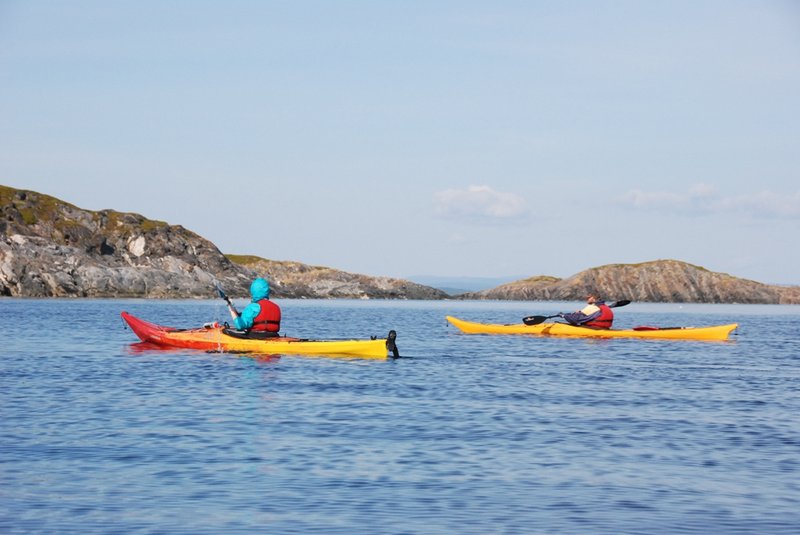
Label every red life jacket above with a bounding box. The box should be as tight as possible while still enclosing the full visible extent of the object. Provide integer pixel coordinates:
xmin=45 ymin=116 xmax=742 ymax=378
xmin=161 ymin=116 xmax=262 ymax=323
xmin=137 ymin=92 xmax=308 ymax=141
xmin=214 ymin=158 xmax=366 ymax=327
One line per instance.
xmin=251 ymin=298 xmax=281 ymax=332
xmin=585 ymin=303 xmax=613 ymax=329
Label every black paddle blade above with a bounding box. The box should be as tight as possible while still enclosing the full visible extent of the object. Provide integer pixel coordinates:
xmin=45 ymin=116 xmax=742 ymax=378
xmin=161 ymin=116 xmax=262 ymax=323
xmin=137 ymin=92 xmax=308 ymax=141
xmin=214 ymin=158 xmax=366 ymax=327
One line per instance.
xmin=522 ymin=315 xmax=550 ymax=326
xmin=609 ymin=299 xmax=631 ymax=308
xmin=386 ymin=330 xmax=399 ymax=358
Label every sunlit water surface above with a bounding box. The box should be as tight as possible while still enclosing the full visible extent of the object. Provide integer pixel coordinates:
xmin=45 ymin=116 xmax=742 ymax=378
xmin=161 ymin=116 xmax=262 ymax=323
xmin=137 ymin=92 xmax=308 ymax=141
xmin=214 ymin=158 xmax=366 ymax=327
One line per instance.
xmin=1 ymin=299 xmax=799 ymax=534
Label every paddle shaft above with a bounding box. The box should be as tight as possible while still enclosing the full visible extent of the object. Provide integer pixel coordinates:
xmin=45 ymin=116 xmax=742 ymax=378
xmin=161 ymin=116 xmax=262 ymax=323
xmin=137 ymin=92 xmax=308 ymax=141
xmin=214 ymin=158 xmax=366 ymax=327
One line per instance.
xmin=216 ymin=284 xmax=240 ymax=320
xmin=522 ymin=299 xmax=630 ymax=326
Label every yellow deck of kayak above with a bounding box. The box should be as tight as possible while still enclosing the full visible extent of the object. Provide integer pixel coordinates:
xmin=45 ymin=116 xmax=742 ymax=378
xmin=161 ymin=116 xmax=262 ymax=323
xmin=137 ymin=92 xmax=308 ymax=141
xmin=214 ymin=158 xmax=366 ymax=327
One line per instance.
xmin=446 ymin=316 xmax=738 ymax=341
xmin=163 ymin=328 xmax=392 ymax=358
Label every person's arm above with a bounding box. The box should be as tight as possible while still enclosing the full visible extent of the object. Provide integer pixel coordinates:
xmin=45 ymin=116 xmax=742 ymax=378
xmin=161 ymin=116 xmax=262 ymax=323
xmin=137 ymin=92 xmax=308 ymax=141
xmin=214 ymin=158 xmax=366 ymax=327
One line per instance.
xmin=233 ymin=302 xmax=261 ymax=330
xmin=561 ymin=309 xmax=601 ymax=326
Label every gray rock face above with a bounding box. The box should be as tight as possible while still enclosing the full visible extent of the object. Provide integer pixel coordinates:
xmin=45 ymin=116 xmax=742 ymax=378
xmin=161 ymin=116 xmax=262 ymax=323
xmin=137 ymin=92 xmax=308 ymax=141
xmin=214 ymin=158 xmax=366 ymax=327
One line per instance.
xmin=0 ymin=185 xmax=448 ymax=299
xmin=0 ymin=186 xmax=253 ymax=297
xmin=226 ymin=256 xmax=449 ymax=300
xmin=459 ymin=260 xmax=800 ymax=304
xmin=4 ymin=186 xmax=796 ymax=303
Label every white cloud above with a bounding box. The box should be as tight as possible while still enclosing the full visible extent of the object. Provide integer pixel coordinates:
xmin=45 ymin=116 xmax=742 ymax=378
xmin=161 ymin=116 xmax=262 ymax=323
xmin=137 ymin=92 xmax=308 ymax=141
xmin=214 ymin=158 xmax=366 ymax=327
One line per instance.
xmin=620 ymin=182 xmax=717 ymax=215
xmin=434 ymin=185 xmax=527 ymax=222
xmin=620 ymin=183 xmax=800 ymax=219
xmin=718 ymin=191 xmax=800 ymax=219
xmin=447 ymin=232 xmax=469 ymax=244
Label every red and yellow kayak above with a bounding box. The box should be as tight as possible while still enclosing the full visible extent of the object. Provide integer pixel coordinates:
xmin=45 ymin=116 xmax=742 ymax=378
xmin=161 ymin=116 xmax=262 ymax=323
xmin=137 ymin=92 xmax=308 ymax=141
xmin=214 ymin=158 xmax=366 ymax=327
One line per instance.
xmin=122 ymin=312 xmax=398 ymax=358
xmin=446 ymin=315 xmax=737 ymax=341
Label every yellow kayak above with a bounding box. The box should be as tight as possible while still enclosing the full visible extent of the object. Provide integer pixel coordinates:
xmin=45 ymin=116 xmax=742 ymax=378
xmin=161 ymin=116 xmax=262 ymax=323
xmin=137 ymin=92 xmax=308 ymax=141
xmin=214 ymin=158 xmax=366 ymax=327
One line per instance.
xmin=446 ymin=315 xmax=738 ymax=341
xmin=122 ymin=312 xmax=398 ymax=358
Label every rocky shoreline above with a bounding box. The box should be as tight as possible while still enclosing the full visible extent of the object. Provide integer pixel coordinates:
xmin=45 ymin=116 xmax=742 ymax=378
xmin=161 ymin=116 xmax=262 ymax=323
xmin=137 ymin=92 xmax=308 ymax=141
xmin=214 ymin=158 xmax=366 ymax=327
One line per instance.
xmin=2 ymin=185 xmax=798 ymax=303
xmin=0 ymin=185 xmax=446 ymax=299
xmin=459 ymin=260 xmax=800 ymax=304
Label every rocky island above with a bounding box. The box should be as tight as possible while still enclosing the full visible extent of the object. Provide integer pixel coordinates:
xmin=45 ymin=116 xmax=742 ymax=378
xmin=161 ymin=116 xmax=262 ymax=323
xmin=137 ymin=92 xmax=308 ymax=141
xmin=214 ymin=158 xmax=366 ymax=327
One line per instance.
xmin=2 ymin=185 xmax=798 ymax=303
xmin=459 ymin=260 xmax=800 ymax=304
xmin=0 ymin=185 xmax=446 ymax=299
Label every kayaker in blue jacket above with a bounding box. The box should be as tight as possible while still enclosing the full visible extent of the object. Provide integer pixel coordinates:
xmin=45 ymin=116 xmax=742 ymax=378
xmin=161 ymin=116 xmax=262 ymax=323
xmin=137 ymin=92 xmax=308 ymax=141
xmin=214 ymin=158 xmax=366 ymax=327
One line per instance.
xmin=229 ymin=277 xmax=282 ymax=335
xmin=561 ymin=294 xmax=614 ymax=329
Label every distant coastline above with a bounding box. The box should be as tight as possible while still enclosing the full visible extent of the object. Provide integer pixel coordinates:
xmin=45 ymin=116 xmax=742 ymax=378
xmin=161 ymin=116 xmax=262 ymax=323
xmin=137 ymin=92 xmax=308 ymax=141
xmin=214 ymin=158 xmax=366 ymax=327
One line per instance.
xmin=406 ymin=275 xmax=526 ymax=294
xmin=2 ymin=185 xmax=798 ymax=303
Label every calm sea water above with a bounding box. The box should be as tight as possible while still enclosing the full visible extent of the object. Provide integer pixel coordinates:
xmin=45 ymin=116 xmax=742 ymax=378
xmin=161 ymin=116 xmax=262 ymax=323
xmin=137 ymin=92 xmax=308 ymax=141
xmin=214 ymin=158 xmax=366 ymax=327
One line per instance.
xmin=1 ymin=298 xmax=799 ymax=534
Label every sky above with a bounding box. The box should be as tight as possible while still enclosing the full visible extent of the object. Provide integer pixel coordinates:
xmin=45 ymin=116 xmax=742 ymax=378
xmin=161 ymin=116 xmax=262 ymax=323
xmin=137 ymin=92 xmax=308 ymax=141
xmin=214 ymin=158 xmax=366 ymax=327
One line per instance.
xmin=1 ymin=1 xmax=799 ymax=285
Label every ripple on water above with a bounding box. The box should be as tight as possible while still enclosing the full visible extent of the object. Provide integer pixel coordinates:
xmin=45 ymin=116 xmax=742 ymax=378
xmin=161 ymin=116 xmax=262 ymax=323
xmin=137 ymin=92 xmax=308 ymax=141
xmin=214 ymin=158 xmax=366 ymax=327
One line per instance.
xmin=1 ymin=299 xmax=799 ymax=534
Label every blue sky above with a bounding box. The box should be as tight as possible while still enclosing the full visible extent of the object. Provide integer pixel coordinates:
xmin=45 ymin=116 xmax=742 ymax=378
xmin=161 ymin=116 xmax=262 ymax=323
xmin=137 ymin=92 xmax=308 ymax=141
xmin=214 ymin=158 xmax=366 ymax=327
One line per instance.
xmin=2 ymin=1 xmax=799 ymax=284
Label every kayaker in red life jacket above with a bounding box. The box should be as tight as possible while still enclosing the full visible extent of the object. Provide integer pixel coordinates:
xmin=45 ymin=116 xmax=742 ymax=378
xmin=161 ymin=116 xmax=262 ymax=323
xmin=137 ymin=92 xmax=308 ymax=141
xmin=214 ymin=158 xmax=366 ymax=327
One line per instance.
xmin=560 ymin=294 xmax=614 ymax=329
xmin=232 ymin=277 xmax=281 ymax=336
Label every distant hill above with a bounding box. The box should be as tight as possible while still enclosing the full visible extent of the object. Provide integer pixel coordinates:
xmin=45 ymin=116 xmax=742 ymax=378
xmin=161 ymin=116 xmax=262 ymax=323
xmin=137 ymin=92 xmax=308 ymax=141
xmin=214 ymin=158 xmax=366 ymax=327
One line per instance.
xmin=227 ymin=255 xmax=448 ymax=300
xmin=3 ymin=185 xmax=798 ymax=303
xmin=0 ymin=185 xmax=447 ymax=299
xmin=459 ymin=260 xmax=800 ymax=304
xmin=406 ymin=275 xmax=524 ymax=294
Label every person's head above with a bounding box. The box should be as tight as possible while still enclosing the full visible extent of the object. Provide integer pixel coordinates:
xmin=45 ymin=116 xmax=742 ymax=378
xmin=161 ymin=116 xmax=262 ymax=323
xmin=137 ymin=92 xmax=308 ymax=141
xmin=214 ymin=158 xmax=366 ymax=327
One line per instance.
xmin=250 ymin=277 xmax=270 ymax=301
xmin=586 ymin=293 xmax=599 ymax=304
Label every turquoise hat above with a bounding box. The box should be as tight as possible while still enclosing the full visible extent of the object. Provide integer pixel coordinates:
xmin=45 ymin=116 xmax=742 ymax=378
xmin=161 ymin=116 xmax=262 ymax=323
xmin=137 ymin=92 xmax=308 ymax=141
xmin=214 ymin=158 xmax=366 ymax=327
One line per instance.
xmin=250 ymin=277 xmax=270 ymax=300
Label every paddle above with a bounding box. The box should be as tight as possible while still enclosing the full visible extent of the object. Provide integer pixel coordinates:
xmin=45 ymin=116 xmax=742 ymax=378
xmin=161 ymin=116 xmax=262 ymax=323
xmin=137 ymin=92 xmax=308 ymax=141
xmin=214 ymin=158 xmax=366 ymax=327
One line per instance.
xmin=215 ymin=282 xmax=240 ymax=320
xmin=522 ymin=299 xmax=631 ymax=326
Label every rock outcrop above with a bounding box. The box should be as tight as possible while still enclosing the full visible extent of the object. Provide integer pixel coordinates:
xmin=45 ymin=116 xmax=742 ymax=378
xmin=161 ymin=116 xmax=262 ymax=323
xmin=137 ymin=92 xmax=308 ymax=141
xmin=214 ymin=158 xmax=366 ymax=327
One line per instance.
xmin=228 ymin=256 xmax=449 ymax=300
xmin=3 ymin=186 xmax=797 ymax=303
xmin=0 ymin=185 xmax=447 ymax=299
xmin=459 ymin=260 xmax=800 ymax=304
xmin=1 ymin=186 xmax=253 ymax=297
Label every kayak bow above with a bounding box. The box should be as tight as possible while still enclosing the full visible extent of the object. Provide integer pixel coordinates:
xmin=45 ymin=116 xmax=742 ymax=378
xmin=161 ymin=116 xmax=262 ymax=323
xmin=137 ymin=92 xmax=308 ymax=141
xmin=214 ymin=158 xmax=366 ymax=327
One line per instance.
xmin=446 ymin=316 xmax=737 ymax=341
xmin=122 ymin=312 xmax=398 ymax=358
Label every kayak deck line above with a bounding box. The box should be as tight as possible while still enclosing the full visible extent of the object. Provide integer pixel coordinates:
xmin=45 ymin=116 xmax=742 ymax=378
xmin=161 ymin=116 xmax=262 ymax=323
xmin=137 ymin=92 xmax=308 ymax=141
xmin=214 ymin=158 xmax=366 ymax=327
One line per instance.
xmin=121 ymin=312 xmax=399 ymax=359
xmin=446 ymin=316 xmax=738 ymax=341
